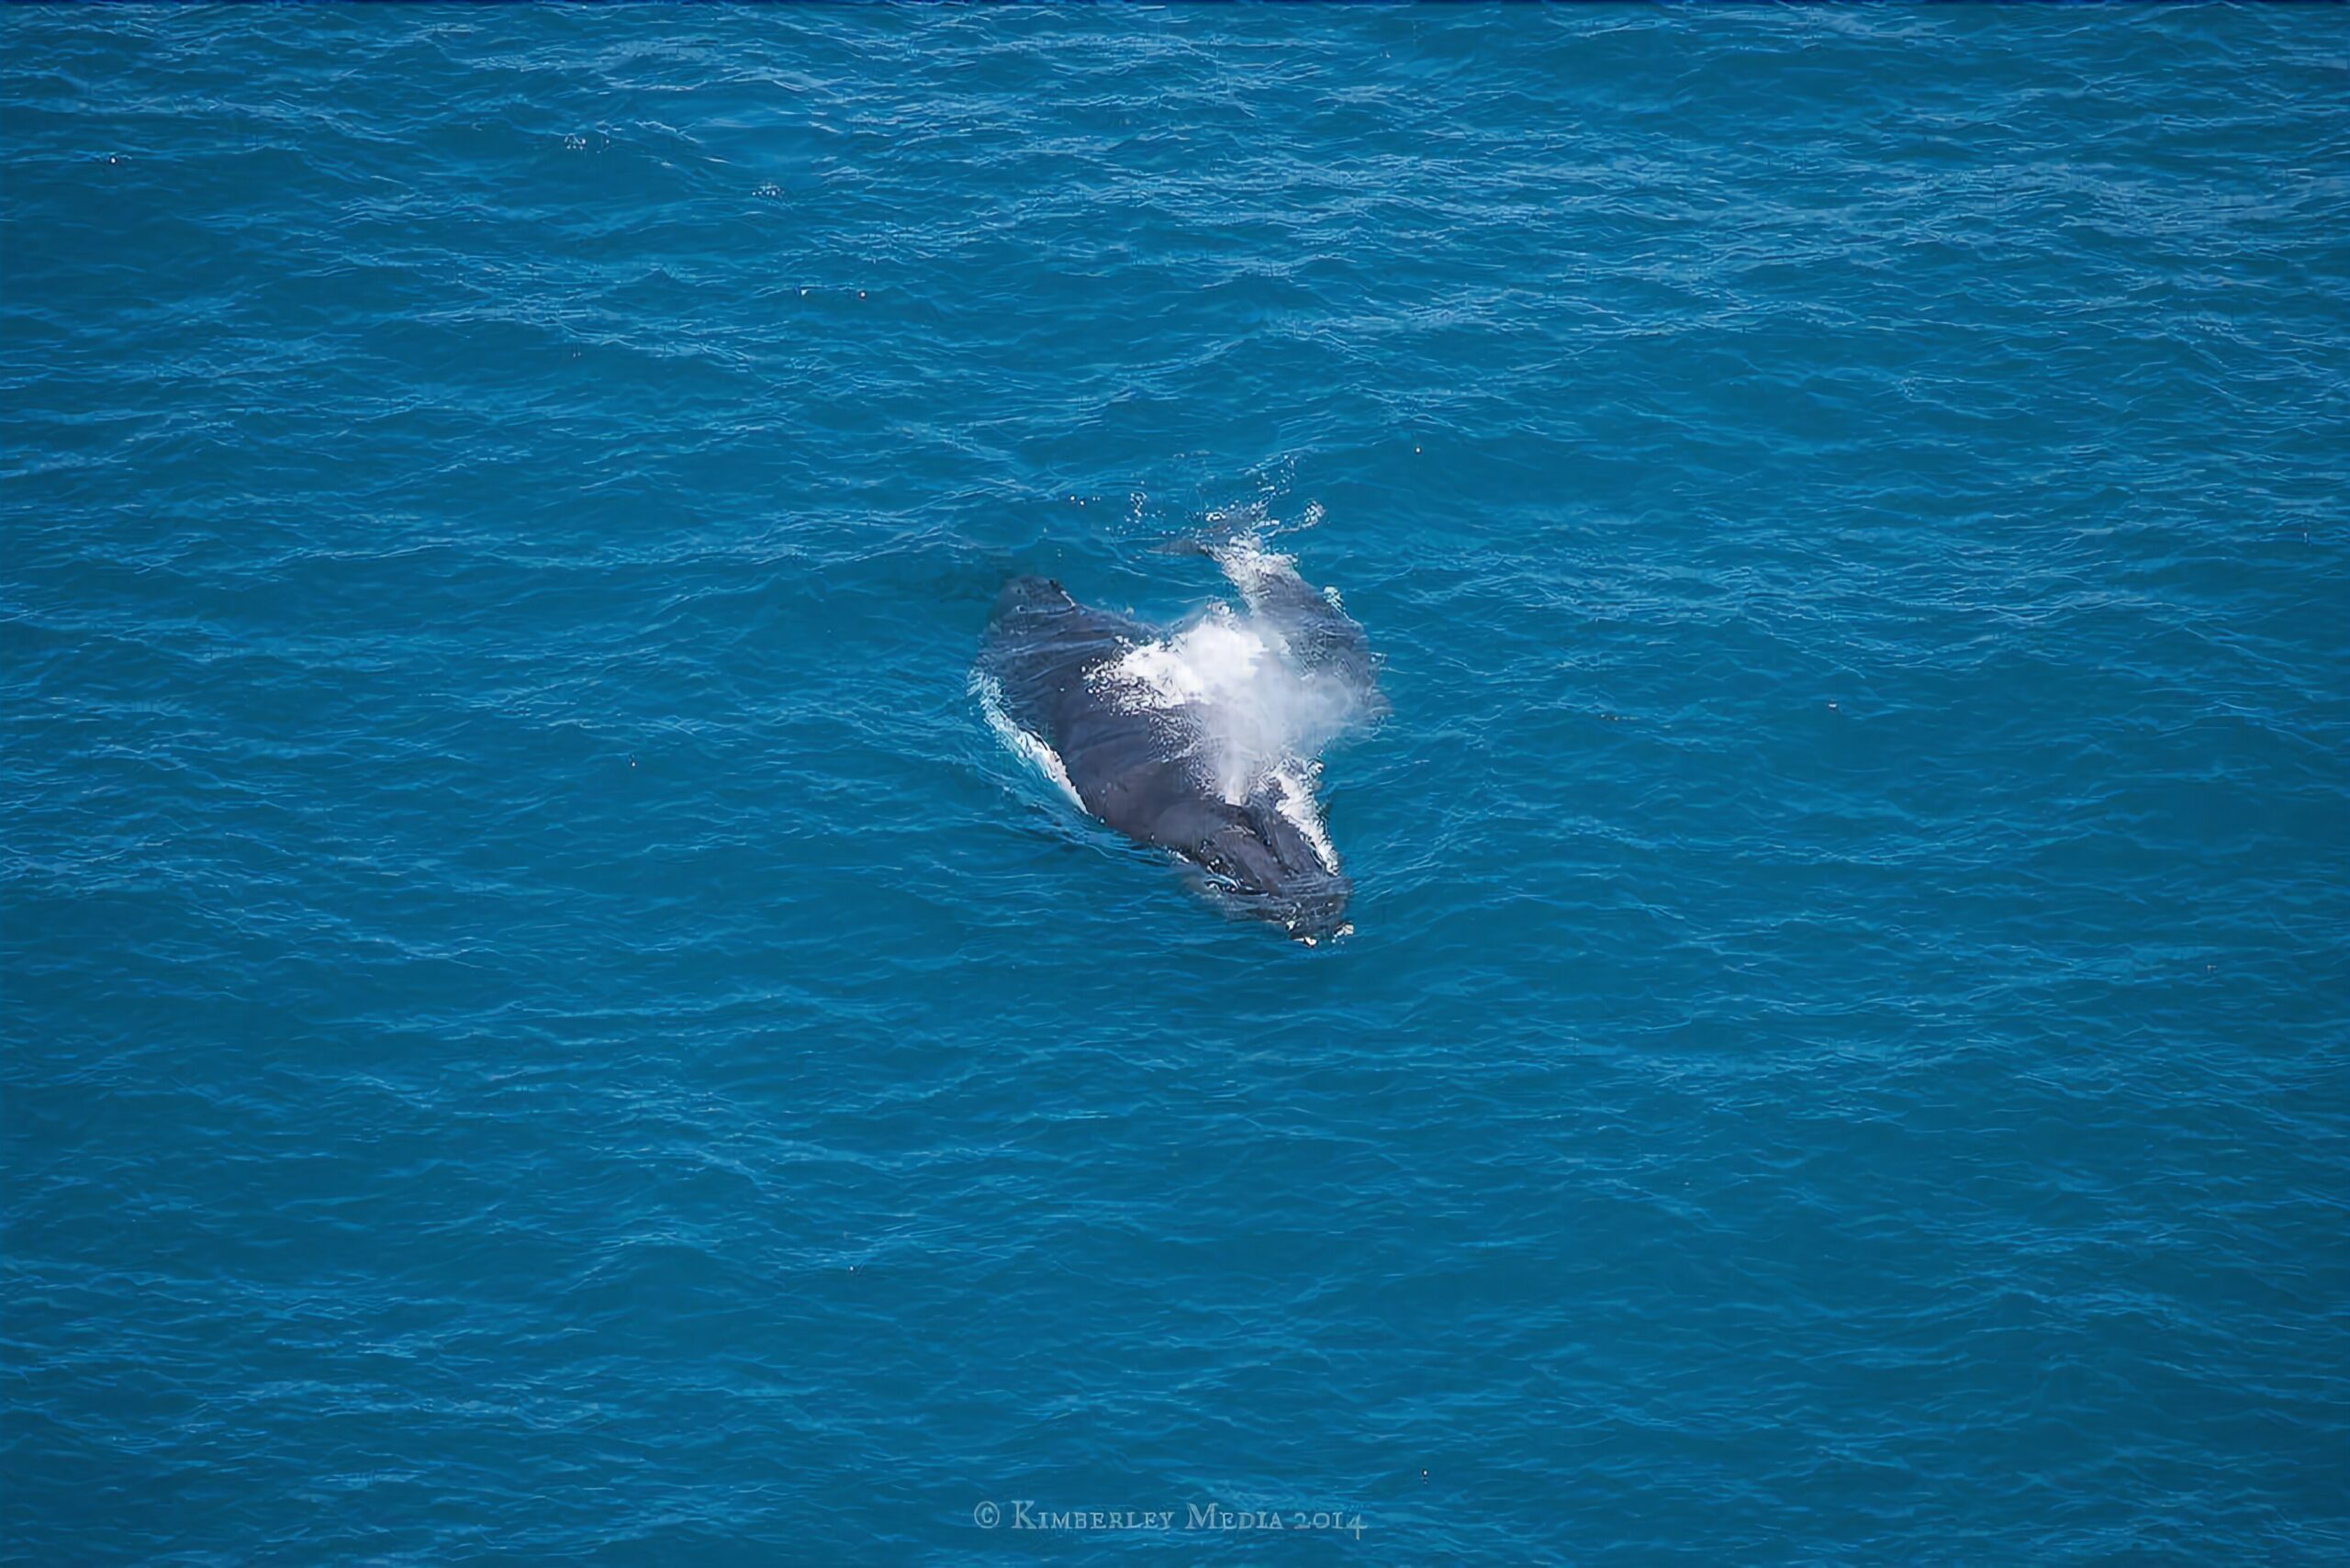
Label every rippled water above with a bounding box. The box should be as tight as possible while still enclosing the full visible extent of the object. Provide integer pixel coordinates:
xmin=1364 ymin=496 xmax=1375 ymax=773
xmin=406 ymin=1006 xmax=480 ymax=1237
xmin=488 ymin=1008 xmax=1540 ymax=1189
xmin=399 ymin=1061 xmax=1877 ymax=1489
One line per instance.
xmin=5 ymin=7 xmax=2345 ymax=1562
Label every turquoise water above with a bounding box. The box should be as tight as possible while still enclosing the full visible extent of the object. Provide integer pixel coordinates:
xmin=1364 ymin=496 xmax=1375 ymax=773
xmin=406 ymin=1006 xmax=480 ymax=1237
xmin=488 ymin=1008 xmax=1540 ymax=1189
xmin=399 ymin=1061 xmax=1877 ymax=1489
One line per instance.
xmin=5 ymin=6 xmax=2346 ymax=1561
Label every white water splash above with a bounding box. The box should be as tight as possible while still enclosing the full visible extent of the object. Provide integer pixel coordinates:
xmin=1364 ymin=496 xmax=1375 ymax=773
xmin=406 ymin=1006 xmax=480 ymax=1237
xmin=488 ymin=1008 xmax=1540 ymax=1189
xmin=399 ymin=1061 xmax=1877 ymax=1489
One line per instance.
xmin=970 ymin=671 xmax=1081 ymax=807
xmin=1207 ymin=532 xmax=1291 ymax=610
xmin=1093 ymin=534 xmax=1375 ymax=815
xmin=1270 ymin=759 xmax=1340 ymax=873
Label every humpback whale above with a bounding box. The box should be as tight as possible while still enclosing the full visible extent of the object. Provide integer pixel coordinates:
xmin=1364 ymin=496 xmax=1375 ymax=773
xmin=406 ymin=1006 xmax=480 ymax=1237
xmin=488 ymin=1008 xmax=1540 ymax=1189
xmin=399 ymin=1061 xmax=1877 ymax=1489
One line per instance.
xmin=976 ymin=537 xmax=1382 ymax=943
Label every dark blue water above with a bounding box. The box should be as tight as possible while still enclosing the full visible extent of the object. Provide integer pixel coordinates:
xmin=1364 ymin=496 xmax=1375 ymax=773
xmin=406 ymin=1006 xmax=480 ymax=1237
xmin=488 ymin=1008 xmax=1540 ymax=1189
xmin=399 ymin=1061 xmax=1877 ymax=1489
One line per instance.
xmin=6 ymin=7 xmax=2346 ymax=1562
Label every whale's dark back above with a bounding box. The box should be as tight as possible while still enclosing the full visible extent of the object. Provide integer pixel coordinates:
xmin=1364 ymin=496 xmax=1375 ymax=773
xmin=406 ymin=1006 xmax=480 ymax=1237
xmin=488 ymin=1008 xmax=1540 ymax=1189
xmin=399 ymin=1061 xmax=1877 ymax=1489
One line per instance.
xmin=979 ymin=574 xmax=1356 ymax=941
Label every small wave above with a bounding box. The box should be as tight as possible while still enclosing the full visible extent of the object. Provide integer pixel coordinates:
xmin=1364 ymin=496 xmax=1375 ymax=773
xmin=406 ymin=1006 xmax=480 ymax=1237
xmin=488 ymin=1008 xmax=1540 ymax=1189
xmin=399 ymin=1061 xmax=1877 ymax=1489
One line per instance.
xmin=970 ymin=671 xmax=1081 ymax=807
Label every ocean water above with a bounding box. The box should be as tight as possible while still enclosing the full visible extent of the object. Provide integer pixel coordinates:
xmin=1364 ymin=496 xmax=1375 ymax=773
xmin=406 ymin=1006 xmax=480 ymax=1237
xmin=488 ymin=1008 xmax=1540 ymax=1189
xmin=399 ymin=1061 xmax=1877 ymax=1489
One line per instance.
xmin=4 ymin=6 xmax=2346 ymax=1562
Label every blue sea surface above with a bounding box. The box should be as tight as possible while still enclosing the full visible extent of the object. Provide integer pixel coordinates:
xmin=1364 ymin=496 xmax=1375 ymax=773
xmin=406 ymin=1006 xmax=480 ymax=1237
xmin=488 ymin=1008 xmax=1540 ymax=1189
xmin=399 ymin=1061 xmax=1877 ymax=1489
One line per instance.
xmin=4 ymin=6 xmax=2346 ymax=1562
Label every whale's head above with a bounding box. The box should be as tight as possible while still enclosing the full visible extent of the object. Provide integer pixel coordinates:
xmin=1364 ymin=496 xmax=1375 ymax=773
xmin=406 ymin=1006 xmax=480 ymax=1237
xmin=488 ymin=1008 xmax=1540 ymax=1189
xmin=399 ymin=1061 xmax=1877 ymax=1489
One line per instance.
xmin=1185 ymin=797 xmax=1353 ymax=945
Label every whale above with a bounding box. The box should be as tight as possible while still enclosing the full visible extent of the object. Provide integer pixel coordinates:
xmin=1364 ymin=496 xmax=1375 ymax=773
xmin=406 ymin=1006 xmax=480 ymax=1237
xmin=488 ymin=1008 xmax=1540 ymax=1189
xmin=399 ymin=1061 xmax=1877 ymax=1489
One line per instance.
xmin=975 ymin=538 xmax=1380 ymax=943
